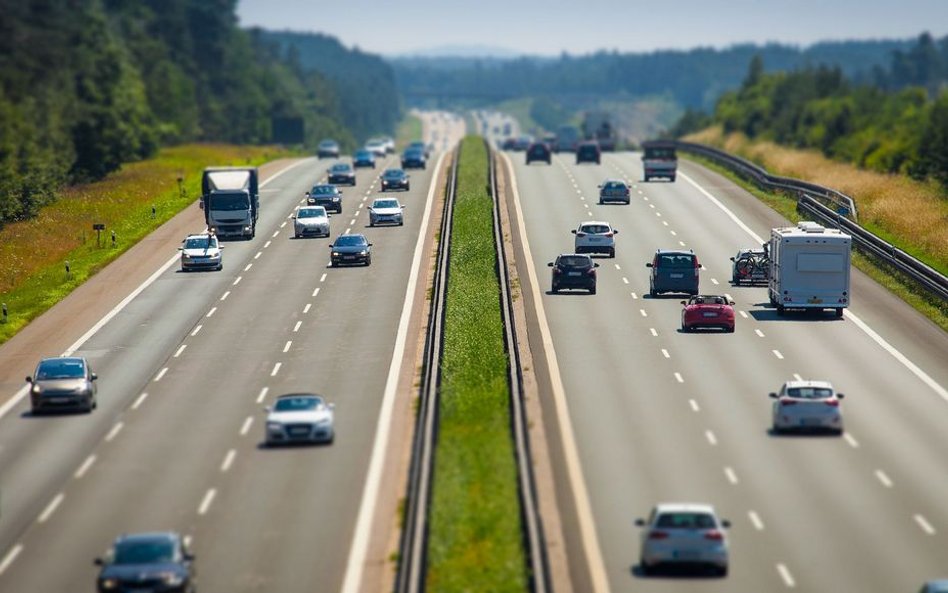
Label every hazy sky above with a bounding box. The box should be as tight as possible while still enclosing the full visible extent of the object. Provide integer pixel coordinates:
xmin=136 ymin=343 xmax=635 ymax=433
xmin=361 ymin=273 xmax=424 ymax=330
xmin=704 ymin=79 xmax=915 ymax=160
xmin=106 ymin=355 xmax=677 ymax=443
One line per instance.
xmin=236 ymin=0 xmax=948 ymax=56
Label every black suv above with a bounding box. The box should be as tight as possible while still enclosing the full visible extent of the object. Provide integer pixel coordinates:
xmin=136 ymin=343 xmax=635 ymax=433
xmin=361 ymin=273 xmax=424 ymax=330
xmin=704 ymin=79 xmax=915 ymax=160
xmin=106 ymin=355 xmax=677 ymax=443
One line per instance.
xmin=95 ymin=532 xmax=195 ymax=593
xmin=549 ymin=253 xmax=599 ymax=294
xmin=305 ymin=184 xmax=343 ymax=213
xmin=525 ymin=142 xmax=552 ymax=165
xmin=646 ymin=249 xmax=700 ymax=296
xmin=576 ymin=141 xmax=601 ymax=164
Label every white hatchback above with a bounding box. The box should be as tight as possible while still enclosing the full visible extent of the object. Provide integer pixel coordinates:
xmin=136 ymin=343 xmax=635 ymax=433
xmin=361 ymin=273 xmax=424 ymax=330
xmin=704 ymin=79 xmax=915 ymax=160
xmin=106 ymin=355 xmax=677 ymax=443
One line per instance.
xmin=636 ymin=503 xmax=730 ymax=576
xmin=572 ymin=221 xmax=618 ymax=258
xmin=293 ymin=206 xmax=331 ymax=238
xmin=770 ymin=379 xmax=845 ymax=434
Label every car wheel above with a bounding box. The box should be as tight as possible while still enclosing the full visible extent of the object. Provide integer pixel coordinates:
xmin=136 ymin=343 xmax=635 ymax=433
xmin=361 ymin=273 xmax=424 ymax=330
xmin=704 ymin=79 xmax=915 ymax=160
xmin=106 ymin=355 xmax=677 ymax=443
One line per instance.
xmin=369 ymin=221 xmax=374 ymax=227
xmin=727 ymin=325 xmax=735 ymax=333
xmin=406 ymin=184 xmax=410 ymax=191
xmin=399 ymin=220 xmax=404 ymax=226
xmin=640 ymin=560 xmax=654 ymax=576
xmin=609 ymin=248 xmax=615 ymax=258
xmin=551 ymin=285 xmax=558 ymax=294
xmin=589 ymin=285 xmax=596 ymax=295
xmin=716 ymin=565 xmax=728 ymax=577
xmin=365 ymin=255 xmax=372 ymax=266
xmin=670 ymin=175 xmax=677 ymax=182
xmin=776 ymin=304 xmax=785 ymax=315
xmin=835 ymin=307 xmax=844 ymax=317
xmin=682 ymin=324 xmax=689 ymax=332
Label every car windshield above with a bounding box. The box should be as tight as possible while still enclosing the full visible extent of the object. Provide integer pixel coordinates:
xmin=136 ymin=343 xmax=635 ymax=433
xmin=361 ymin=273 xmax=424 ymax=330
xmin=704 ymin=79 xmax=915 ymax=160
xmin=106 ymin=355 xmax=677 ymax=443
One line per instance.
xmin=529 ymin=145 xmax=546 ymax=153
xmin=208 ymin=193 xmax=249 ymax=211
xmin=658 ymin=254 xmax=695 ymax=268
xmin=311 ymin=186 xmax=336 ymax=195
xmin=297 ymin=208 xmax=325 ymax=219
xmin=331 ymin=164 xmax=350 ymax=172
xmin=604 ymin=182 xmax=626 ymax=190
xmin=655 ymin=512 xmax=717 ymax=529
xmin=113 ymin=539 xmax=176 ymax=565
xmin=335 ymin=235 xmax=367 ymax=247
xmin=580 ymin=224 xmax=610 ymax=234
xmin=786 ymin=387 xmax=835 ymax=399
xmin=409 ymin=142 xmax=425 ymax=150
xmin=184 ymin=236 xmax=216 ymax=250
xmin=558 ymin=256 xmax=591 ymax=268
xmin=690 ymin=296 xmax=726 ymax=305
xmin=383 ymin=170 xmax=404 ymax=179
xmin=356 ymin=151 xmax=371 ymax=158
xmin=274 ymin=396 xmax=323 ymax=412
xmin=374 ymin=200 xmax=399 ymax=209
xmin=36 ymin=359 xmax=85 ymax=380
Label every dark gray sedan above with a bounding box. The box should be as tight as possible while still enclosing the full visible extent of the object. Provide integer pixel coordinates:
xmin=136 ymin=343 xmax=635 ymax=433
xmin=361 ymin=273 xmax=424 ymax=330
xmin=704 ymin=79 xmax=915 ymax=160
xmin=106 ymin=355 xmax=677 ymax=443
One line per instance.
xmin=27 ymin=356 xmax=98 ymax=413
xmin=329 ymin=233 xmax=373 ymax=266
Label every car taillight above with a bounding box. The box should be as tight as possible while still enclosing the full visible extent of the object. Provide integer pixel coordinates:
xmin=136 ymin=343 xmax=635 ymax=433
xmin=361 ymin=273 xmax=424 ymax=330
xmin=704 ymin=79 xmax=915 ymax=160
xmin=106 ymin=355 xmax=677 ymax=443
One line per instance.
xmin=605 ymin=232 xmax=614 ymax=237
xmin=586 ymin=268 xmax=596 ymax=276
xmin=824 ymin=400 xmax=840 ymax=407
xmin=553 ymin=268 xmax=562 ymax=275
xmin=576 ymin=232 xmax=586 ymax=237
xmin=648 ymin=531 xmax=669 ymax=540
xmin=779 ymin=398 xmax=797 ymax=406
xmin=704 ymin=530 xmax=724 ymax=541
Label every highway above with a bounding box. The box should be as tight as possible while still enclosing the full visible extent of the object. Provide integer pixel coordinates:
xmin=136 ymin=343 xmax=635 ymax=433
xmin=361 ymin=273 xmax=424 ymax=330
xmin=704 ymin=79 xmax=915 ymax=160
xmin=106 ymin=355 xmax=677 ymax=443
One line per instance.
xmin=0 ymin=111 xmax=464 ymax=593
xmin=488 ymin=116 xmax=948 ymax=592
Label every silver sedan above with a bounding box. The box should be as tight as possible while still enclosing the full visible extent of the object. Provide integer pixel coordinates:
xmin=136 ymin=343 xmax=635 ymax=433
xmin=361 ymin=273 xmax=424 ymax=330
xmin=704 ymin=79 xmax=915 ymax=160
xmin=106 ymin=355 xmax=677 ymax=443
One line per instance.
xmin=636 ymin=503 xmax=730 ymax=576
xmin=293 ymin=206 xmax=331 ymax=238
xmin=770 ymin=379 xmax=845 ymax=434
xmin=264 ymin=394 xmax=335 ymax=445
xmin=368 ymin=198 xmax=405 ymax=226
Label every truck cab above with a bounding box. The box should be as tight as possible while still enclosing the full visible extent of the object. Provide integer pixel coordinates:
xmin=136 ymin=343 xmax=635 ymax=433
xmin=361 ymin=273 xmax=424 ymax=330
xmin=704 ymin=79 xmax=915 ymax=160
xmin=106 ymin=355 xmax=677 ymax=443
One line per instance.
xmin=201 ymin=167 xmax=259 ymax=239
xmin=641 ymin=141 xmax=677 ymax=182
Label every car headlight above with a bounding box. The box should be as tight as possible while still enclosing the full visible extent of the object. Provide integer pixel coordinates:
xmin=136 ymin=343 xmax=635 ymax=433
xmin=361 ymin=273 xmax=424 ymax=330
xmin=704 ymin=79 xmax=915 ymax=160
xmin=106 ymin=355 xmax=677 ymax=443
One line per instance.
xmin=332 ymin=252 xmax=341 ymax=257
xmin=315 ymin=418 xmax=331 ymax=426
xmin=100 ymin=577 xmax=119 ymax=589
xmin=359 ymin=250 xmax=368 ymax=256
xmin=182 ymin=254 xmax=192 ymax=260
xmin=161 ymin=572 xmax=184 ymax=586
xmin=332 ymin=197 xmax=339 ymax=201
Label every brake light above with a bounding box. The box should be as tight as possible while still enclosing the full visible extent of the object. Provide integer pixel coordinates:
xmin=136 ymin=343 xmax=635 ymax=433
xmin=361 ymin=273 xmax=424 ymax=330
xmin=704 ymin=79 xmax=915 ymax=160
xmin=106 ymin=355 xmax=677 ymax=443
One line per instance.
xmin=586 ymin=268 xmax=596 ymax=276
xmin=824 ymin=400 xmax=840 ymax=407
xmin=553 ymin=268 xmax=562 ymax=275
xmin=779 ymin=398 xmax=797 ymax=406
xmin=605 ymin=232 xmax=614 ymax=237
xmin=648 ymin=531 xmax=669 ymax=540
xmin=704 ymin=530 xmax=724 ymax=541
xmin=576 ymin=232 xmax=587 ymax=237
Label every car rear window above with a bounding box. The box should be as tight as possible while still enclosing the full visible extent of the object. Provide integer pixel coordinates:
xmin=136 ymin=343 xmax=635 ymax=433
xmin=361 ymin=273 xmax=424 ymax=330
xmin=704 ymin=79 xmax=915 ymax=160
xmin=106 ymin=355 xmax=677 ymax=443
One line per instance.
xmin=786 ymin=387 xmax=834 ymax=399
xmin=655 ymin=512 xmax=716 ymax=529
xmin=658 ymin=254 xmax=696 ymax=268
xmin=558 ymin=256 xmax=592 ymax=268
xmin=604 ymin=182 xmax=625 ymax=190
xmin=580 ymin=225 xmax=611 ymax=234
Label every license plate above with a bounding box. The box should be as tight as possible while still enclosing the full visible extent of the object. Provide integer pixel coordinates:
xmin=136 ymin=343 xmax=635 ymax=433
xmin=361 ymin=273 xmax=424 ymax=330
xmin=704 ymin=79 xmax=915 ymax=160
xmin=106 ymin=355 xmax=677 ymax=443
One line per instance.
xmin=673 ymin=550 xmax=699 ymax=559
xmin=290 ymin=428 xmax=310 ymax=435
xmin=343 ymin=255 xmax=355 ymax=260
xmin=800 ymin=418 xmax=821 ymax=426
xmin=702 ymin=312 xmax=718 ymax=318
xmin=670 ymin=273 xmax=684 ymax=279
xmin=48 ymin=398 xmax=70 ymax=404
xmin=807 ymin=297 xmax=823 ymax=304
xmin=568 ymin=272 xmax=581 ymax=277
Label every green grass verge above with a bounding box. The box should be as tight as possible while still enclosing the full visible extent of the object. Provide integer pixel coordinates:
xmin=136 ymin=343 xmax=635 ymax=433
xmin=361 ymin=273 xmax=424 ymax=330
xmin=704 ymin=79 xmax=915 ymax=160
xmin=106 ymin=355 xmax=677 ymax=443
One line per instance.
xmin=426 ymin=136 xmax=528 ymax=592
xmin=684 ymin=155 xmax=948 ymax=332
xmin=0 ymin=144 xmax=294 ymax=345
xmin=396 ymin=113 xmax=423 ymax=150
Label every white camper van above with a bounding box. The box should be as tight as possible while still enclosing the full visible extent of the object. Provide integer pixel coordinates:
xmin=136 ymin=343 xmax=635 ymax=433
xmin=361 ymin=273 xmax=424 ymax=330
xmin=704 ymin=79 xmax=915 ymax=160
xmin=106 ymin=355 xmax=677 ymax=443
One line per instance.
xmin=768 ymin=221 xmax=852 ymax=317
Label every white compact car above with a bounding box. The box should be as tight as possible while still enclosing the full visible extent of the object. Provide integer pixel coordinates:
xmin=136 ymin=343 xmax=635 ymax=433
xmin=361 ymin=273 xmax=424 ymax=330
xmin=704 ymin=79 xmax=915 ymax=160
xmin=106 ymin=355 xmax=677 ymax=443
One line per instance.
xmin=365 ymin=138 xmax=387 ymax=157
xmin=636 ymin=503 xmax=730 ymax=576
xmin=572 ymin=221 xmax=618 ymax=258
xmin=179 ymin=233 xmax=222 ymax=271
xmin=770 ymin=379 xmax=845 ymax=434
xmin=293 ymin=206 xmax=331 ymax=238
xmin=368 ymin=197 xmax=405 ymax=226
xmin=264 ymin=393 xmax=335 ymax=445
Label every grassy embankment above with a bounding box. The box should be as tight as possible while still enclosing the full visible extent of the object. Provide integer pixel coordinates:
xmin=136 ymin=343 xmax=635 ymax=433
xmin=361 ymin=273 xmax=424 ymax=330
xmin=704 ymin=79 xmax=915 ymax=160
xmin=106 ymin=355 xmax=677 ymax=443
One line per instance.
xmin=0 ymin=144 xmax=293 ymax=345
xmin=396 ymin=112 xmax=423 ymax=150
xmin=426 ymin=136 xmax=528 ymax=591
xmin=683 ymin=126 xmax=948 ymax=331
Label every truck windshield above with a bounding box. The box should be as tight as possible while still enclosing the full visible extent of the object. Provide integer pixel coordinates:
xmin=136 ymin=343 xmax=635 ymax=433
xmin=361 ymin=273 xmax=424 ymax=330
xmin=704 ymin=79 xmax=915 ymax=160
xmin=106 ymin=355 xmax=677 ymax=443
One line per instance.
xmin=645 ymin=148 xmax=676 ymax=159
xmin=209 ymin=193 xmax=249 ymax=211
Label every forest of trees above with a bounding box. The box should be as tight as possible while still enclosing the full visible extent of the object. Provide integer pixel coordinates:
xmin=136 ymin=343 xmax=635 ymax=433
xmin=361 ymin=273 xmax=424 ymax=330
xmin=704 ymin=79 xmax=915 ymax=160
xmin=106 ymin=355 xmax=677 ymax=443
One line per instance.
xmin=675 ymin=33 xmax=948 ymax=187
xmin=0 ymin=0 xmax=400 ymax=226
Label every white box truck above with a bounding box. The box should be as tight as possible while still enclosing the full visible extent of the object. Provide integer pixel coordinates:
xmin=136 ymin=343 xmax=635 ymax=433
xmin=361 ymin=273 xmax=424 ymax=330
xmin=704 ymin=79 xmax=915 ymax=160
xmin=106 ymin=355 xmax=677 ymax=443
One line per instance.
xmin=200 ymin=167 xmax=259 ymax=239
xmin=768 ymin=221 xmax=852 ymax=317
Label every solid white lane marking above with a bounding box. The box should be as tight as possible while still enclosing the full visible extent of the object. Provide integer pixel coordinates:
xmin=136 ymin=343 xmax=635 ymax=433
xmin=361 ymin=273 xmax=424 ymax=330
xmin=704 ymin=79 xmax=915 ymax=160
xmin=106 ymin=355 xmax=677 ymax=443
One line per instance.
xmin=640 ymin=309 xmax=647 ymax=317
xmin=264 ymin=240 xmax=272 ymax=248
xmin=875 ymin=470 xmax=893 ymax=488
xmin=689 ymin=399 xmax=700 ymax=412
xmin=293 ymin=321 xmax=302 ymax=332
xmin=303 ymin=303 xmax=312 ymax=314
xmin=132 ymin=392 xmax=148 ymax=410
xmin=283 ymin=341 xmax=292 ymax=353
xmin=239 ymin=416 xmax=253 ymax=436
xmin=191 ymin=325 xmax=203 ymax=337
xmin=844 ymin=433 xmax=860 ymax=448
xmin=749 ymin=511 xmax=764 ymax=531
xmin=674 ymin=372 xmax=684 ymax=383
xmin=680 ymin=171 xmax=766 ymax=243
xmin=254 ymin=251 xmax=262 ymax=260
xmin=75 ymin=454 xmax=96 ymax=479
xmin=312 ymin=287 xmax=321 ymax=298
xmin=341 ymin=151 xmax=452 ymax=593
xmin=661 ymin=349 xmax=670 ymax=358
xmin=755 ymin=329 xmax=765 ymax=338
xmin=244 ymin=263 xmax=253 ymax=272
xmin=705 ymin=430 xmax=718 ymax=446
xmin=622 ymin=277 xmax=629 ymax=285
xmin=0 ymin=544 xmax=23 ymax=576
xmin=154 ymin=367 xmax=168 ymax=382
xmin=270 ymin=362 xmax=281 ymax=377
xmin=232 ymin=276 xmax=242 ymax=286
xmin=915 ymin=514 xmax=936 ymax=535
xmin=198 ymin=489 xmax=217 ymax=515
xmin=221 ymin=450 xmax=236 ymax=473
xmin=206 ymin=307 xmax=217 ymax=318
xmin=772 ymin=350 xmax=784 ymax=360
xmin=174 ymin=345 xmax=187 ymax=358
xmin=724 ymin=467 xmax=739 ymax=484
xmin=105 ymin=422 xmax=123 ymax=442
xmin=256 ymin=387 xmax=269 ymax=404
xmin=649 ymin=328 xmax=658 ymax=337
xmin=739 ymin=310 xmax=748 ymax=318
xmin=777 ymin=563 xmax=796 ymax=587
xmin=320 ymin=273 xmax=328 ymax=282
xmin=38 ymin=493 xmax=64 ymax=523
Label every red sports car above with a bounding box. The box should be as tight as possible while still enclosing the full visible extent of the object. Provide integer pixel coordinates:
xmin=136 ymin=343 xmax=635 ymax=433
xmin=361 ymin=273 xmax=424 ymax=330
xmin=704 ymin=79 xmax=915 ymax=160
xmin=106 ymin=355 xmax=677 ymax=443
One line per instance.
xmin=681 ymin=295 xmax=735 ymax=332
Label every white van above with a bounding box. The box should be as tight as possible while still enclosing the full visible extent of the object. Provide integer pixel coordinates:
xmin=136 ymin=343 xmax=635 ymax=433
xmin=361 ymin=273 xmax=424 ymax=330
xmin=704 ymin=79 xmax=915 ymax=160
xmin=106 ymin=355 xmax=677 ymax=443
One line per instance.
xmin=768 ymin=222 xmax=852 ymax=316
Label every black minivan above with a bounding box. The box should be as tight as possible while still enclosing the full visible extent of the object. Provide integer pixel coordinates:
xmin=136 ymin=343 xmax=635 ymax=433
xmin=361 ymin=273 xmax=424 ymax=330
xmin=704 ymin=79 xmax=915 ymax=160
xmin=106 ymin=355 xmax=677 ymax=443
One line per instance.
xmin=647 ymin=249 xmax=700 ymax=296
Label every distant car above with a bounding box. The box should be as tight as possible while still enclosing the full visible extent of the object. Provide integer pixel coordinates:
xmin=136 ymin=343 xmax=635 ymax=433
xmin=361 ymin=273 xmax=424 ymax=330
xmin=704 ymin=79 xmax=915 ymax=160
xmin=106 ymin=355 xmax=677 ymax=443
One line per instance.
xmin=598 ymin=179 xmax=631 ymax=204
xmin=770 ymin=380 xmax=845 ymax=435
xmin=576 ymin=141 xmax=601 ymax=164
xmin=919 ymin=580 xmax=948 ymax=593
xmin=408 ymin=140 xmax=430 ymax=158
xmin=680 ymin=295 xmax=735 ymax=332
xmin=572 ymin=221 xmax=618 ymax=258
xmin=293 ymin=206 xmax=331 ymax=238
xmin=512 ymin=135 xmax=533 ymax=151
xmin=525 ymin=142 xmax=552 ymax=165
xmin=501 ymin=137 xmax=518 ymax=151
xmin=401 ymin=147 xmax=427 ymax=169
xmin=368 ymin=197 xmax=405 ymax=226
xmin=330 ymin=233 xmax=373 ymax=266
xmin=365 ymin=138 xmax=387 ymax=157
xmin=380 ymin=168 xmax=410 ymax=191
xmin=306 ymin=184 xmax=343 ymax=213
xmin=27 ymin=356 xmax=98 ymax=414
xmin=178 ymin=233 xmax=223 ymax=271
xmin=636 ymin=503 xmax=730 ymax=576
xmin=647 ymin=249 xmax=699 ymax=296
xmin=730 ymin=248 xmax=769 ymax=284
xmin=381 ymin=136 xmax=396 ymax=154
xmin=327 ymin=162 xmax=356 ymax=186
xmin=95 ymin=531 xmax=195 ymax=593
xmin=317 ymin=139 xmax=340 ymax=159
xmin=353 ymin=149 xmax=376 ymax=169
xmin=548 ymin=253 xmax=599 ymax=294
xmin=264 ymin=393 xmax=335 ymax=445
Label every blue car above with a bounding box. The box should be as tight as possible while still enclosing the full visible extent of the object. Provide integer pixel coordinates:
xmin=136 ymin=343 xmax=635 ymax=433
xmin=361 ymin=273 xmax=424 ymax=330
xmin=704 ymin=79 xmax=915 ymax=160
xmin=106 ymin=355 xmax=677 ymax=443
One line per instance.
xmin=353 ymin=149 xmax=376 ymax=168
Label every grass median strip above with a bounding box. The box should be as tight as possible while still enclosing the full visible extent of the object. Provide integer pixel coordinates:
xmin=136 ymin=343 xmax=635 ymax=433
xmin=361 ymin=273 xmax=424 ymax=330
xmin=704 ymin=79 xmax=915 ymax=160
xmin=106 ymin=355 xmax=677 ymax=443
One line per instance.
xmin=427 ymin=136 xmax=528 ymax=592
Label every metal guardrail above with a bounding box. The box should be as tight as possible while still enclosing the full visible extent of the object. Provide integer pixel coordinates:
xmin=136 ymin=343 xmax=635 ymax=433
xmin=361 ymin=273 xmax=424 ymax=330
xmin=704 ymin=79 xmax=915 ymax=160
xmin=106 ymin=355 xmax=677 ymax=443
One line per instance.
xmin=672 ymin=141 xmax=948 ymax=303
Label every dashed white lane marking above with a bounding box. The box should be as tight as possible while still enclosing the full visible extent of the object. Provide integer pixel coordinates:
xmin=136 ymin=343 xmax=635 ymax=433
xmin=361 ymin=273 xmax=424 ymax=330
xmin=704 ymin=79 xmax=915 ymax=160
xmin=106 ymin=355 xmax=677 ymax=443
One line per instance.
xmin=724 ymin=293 xmax=733 ymax=301
xmin=739 ymin=310 xmax=748 ymax=319
xmin=793 ymin=373 xmax=803 ymax=381
xmin=678 ymin=241 xmax=686 ymax=247
xmin=303 ymin=304 xmax=312 ymax=314
xmin=674 ymin=372 xmax=684 ymax=383
xmin=37 ymin=493 xmax=64 ymax=523
xmin=132 ymin=392 xmax=148 ymax=410
xmin=244 ymin=263 xmax=253 ymax=272
xmin=283 ymin=341 xmax=292 ymax=353
xmin=75 ymin=454 xmax=96 ymax=479
xmin=772 ymin=350 xmax=784 ymax=360
xmin=614 ymin=264 xmax=621 ymax=270
xmin=220 ymin=450 xmax=236 ymax=473
xmin=174 ymin=345 xmax=187 ymax=358
xmin=191 ymin=325 xmax=203 ymax=337
xmin=272 ymin=231 xmax=280 ymax=238
xmin=724 ymin=467 xmax=739 ymax=484
xmin=346 ymin=227 xmax=352 ymax=234
xmin=320 ymin=273 xmax=328 ymax=282
xmin=749 ymin=511 xmax=764 ymax=531
xmin=264 ymin=240 xmax=272 ymax=248
xmin=105 ymin=422 xmax=124 ymax=442
xmin=875 ymin=470 xmax=893 ymax=488
xmin=198 ymin=489 xmax=217 ymax=515
xmin=777 ymin=563 xmax=796 ymax=587
xmin=240 ymin=416 xmax=253 ymax=436
xmin=220 ymin=291 xmax=230 ymax=301
xmin=661 ymin=349 xmax=670 ymax=358
xmin=649 ymin=203 xmax=655 ymax=208
xmin=755 ymin=329 xmax=765 ymax=338
xmin=705 ymin=430 xmax=718 ymax=446
xmin=631 ymin=292 xmax=638 ymax=299
xmin=254 ymin=251 xmax=262 ymax=260
xmin=350 ymin=218 xmax=357 ymax=225
xmin=844 ymin=433 xmax=860 ymax=448
xmin=206 ymin=307 xmax=217 ymax=318
xmin=622 ymin=277 xmax=629 ymax=285
xmin=154 ymin=367 xmax=168 ymax=382
xmin=638 ymin=309 xmax=648 ymax=318
xmin=649 ymin=328 xmax=658 ymax=337
xmin=915 ymin=514 xmax=936 ymax=535
xmin=313 ymin=287 xmax=321 ymax=298
xmin=280 ymin=221 xmax=287 ymax=228
xmin=662 ymin=221 xmax=668 ymax=226
xmin=689 ymin=399 xmax=700 ymax=412
xmin=256 ymin=387 xmax=269 ymax=404
xmin=711 ymin=278 xmax=719 ymax=285
xmin=270 ymin=362 xmax=282 ymax=377
xmin=293 ymin=321 xmax=302 ymax=332
xmin=580 ymin=196 xmax=585 ymax=201
xmin=656 ymin=212 xmax=662 ymax=218
xmin=232 ymin=276 xmax=242 ymax=286
xmin=0 ymin=544 xmax=23 ymax=576
xmin=670 ymin=230 xmax=677 ymax=236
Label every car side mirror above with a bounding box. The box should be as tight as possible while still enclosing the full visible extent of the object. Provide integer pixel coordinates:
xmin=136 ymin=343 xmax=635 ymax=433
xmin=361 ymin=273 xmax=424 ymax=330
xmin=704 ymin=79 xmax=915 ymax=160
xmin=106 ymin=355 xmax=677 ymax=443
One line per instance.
xmin=329 ymin=403 xmax=336 ymax=410
xmin=291 ymin=216 xmax=296 ymax=219
xmin=837 ymin=393 xmax=845 ymax=399
xmin=680 ymin=301 xmax=686 ymax=305
xmin=729 ymin=300 xmax=735 ymax=305
xmin=401 ymin=205 xmax=406 ymax=208
xmin=219 ymin=246 xmax=224 ymax=250
xmin=177 ymin=247 xmax=183 ymax=251
xmin=646 ymin=263 xmax=653 ymax=268
xmin=91 ymin=373 xmax=98 ymax=381
xmin=368 ymin=243 xmax=374 ymax=247
xmin=328 ymin=245 xmax=334 ymax=248
xmin=547 ymin=262 xmax=554 ymax=267
xmin=571 ymin=230 xmax=577 ymax=234
xmin=634 ymin=518 xmax=645 ymax=527
xmin=594 ymin=263 xmax=600 ymax=268
xmin=614 ymin=229 xmax=619 ymax=234
xmin=25 ymin=376 xmax=33 ymax=383
xmin=199 ymin=201 xmax=204 ymax=210
xmin=721 ymin=520 xmax=731 ymax=528
xmin=768 ymin=392 xmax=778 ymax=399
xmin=184 ymin=553 xmax=196 ymax=562
xmin=729 ymin=256 xmax=735 ymax=261
xmin=94 ymin=557 xmax=105 ymax=566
